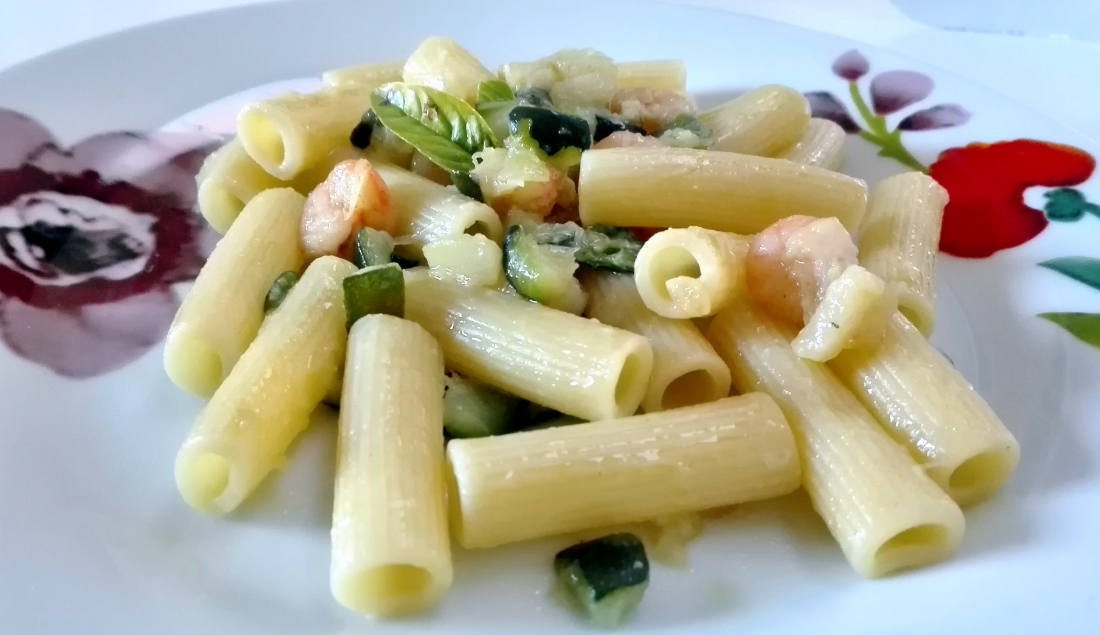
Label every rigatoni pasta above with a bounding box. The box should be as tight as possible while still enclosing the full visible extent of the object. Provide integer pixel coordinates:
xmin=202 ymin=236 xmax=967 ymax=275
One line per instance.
xmin=633 ymin=227 xmax=750 ymax=319
xmin=331 ymin=315 xmax=451 ymax=616
xmin=447 ymin=393 xmax=800 ymax=548
xmin=238 ymin=85 xmax=371 ymax=179
xmin=857 ymin=171 xmax=949 ymax=336
xmin=374 ymin=163 xmax=503 ymax=256
xmin=578 ymin=148 xmax=868 ymax=233
xmin=615 ymin=60 xmax=687 ymax=92
xmin=793 ymin=265 xmax=896 ymax=362
xmin=175 ymin=256 xmax=356 ymax=514
xmin=164 ymin=188 xmax=305 ymax=397
xmin=706 ymin=302 xmax=965 ymax=577
xmin=776 ymin=118 xmax=847 ymax=171
xmin=402 ymin=37 xmax=492 ymax=104
xmin=322 ymin=60 xmax=405 ymax=89
xmin=195 ymin=137 xmax=288 ymax=233
xmin=830 ymin=312 xmax=1020 ymax=506
xmin=700 ymin=85 xmax=811 ymax=157
xmin=584 ymin=271 xmax=731 ymax=412
xmin=404 ymin=273 xmax=653 ymax=421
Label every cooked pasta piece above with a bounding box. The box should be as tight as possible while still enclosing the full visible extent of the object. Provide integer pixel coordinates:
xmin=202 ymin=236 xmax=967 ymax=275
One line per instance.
xmin=374 ymin=164 xmax=503 ymax=258
xmin=403 ymin=37 xmax=492 ymax=104
xmin=584 ymin=271 xmax=730 ymax=412
xmin=858 ymin=172 xmax=949 ymax=336
xmin=424 ymin=234 xmax=505 ymax=287
xmin=776 ymin=118 xmax=847 ymax=171
xmin=615 ymin=60 xmax=687 ymax=92
xmin=331 ymin=315 xmax=451 ymax=616
xmin=578 ymin=148 xmax=867 ymax=233
xmin=700 ymin=85 xmax=811 ymax=157
xmin=793 ymin=265 xmax=896 ymax=362
xmin=830 ymin=312 xmax=1020 ymax=506
xmin=321 ymin=60 xmax=405 ymax=89
xmin=164 ymin=188 xmax=305 ymax=397
xmin=632 ymin=227 xmax=750 ymax=319
xmin=196 ymin=138 xmax=288 ymax=233
xmin=706 ymin=302 xmax=965 ymax=577
xmin=175 ymin=257 xmax=356 ymax=514
xmin=447 ymin=393 xmax=800 ymax=548
xmin=404 ymin=273 xmax=653 ymax=421
xmin=238 ymin=85 xmax=371 ymax=179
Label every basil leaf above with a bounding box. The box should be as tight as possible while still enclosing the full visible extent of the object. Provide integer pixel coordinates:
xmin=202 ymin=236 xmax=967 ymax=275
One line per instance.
xmin=371 ymin=82 xmax=499 ymax=174
xmin=476 ymin=80 xmax=516 ymax=110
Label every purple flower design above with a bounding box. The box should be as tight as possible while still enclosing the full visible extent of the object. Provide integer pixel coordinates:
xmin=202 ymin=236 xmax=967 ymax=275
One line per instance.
xmin=806 ymin=50 xmax=973 ymax=172
xmin=870 ymin=70 xmax=934 ymax=115
xmin=0 ymin=109 xmax=218 ymax=378
xmin=831 ymin=49 xmax=869 ymax=82
xmin=898 ymin=104 xmax=972 ymax=131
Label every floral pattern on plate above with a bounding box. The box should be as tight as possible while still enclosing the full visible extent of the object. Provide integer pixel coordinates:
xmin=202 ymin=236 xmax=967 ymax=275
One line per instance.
xmin=0 ymin=109 xmax=218 ymax=377
xmin=809 ymin=49 xmax=1100 ymax=349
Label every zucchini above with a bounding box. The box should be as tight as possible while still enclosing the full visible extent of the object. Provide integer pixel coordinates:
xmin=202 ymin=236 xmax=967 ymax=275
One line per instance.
xmin=509 ymin=106 xmax=592 ymax=156
xmin=515 ymin=87 xmax=554 ymax=108
xmin=263 ymin=271 xmax=299 ymax=313
xmin=574 ymin=225 xmax=643 ymax=273
xmin=342 ymin=262 xmax=404 ymax=327
xmin=443 ymin=371 xmax=523 ymax=438
xmin=526 ymin=222 xmax=643 ymax=273
xmin=594 ymin=113 xmax=645 ymax=143
xmin=658 ymin=114 xmax=713 ymax=149
xmin=555 ymin=533 xmax=650 ymax=628
xmin=351 ymin=227 xmax=395 ymax=269
xmin=349 ymin=110 xmax=378 ymax=149
xmin=503 ymin=224 xmax=587 ymax=313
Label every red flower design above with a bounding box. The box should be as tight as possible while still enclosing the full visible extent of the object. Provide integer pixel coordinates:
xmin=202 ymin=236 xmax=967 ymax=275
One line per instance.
xmin=932 ymin=140 xmax=1097 ymax=258
xmin=0 ymin=109 xmax=218 ymax=377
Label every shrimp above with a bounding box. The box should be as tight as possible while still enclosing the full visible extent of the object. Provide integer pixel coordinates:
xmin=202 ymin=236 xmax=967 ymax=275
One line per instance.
xmin=745 ymin=215 xmax=858 ymax=325
xmin=610 ymin=88 xmax=698 ymax=134
xmin=592 ymin=131 xmax=669 ymax=149
xmin=300 ymin=158 xmax=394 ymax=260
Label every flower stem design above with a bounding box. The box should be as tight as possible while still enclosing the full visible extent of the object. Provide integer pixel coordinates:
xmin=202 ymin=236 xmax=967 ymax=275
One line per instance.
xmin=848 ymin=82 xmax=927 ymax=172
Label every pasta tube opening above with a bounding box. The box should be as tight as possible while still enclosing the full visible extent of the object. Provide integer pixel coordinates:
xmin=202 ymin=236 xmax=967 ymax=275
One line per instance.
xmin=238 ymin=110 xmax=288 ymax=173
xmin=336 ymin=565 xmax=435 ymax=615
xmin=872 ymin=524 xmax=953 ymax=577
xmin=163 ymin=336 xmax=223 ymax=398
xmin=947 ymin=450 xmax=1018 ymax=505
xmin=647 ymin=245 xmax=702 ymax=302
xmin=634 ymin=228 xmax=747 ymax=319
xmin=660 ymin=369 xmax=722 ymax=411
xmin=176 ymin=451 xmax=232 ymax=512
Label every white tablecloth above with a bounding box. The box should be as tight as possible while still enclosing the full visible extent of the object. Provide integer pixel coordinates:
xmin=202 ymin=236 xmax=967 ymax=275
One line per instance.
xmin=2 ymin=0 xmax=1098 ymax=140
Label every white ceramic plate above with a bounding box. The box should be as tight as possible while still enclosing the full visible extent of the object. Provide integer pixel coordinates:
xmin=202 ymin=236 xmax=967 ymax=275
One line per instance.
xmin=2 ymin=1 xmax=1100 ymax=633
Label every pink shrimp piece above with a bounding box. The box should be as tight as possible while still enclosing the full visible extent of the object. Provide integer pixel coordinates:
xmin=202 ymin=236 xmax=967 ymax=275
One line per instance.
xmin=300 ymin=158 xmax=394 ymax=260
xmin=593 ymin=131 xmax=670 ymax=149
xmin=745 ymin=215 xmax=858 ymax=325
xmin=611 ymin=88 xmax=698 ymax=134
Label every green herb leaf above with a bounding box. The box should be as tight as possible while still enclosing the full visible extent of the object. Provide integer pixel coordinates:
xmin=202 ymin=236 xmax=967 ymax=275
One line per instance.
xmin=476 ymin=80 xmax=516 ymax=110
xmin=1039 ymin=312 xmax=1100 ymax=348
xmin=264 ymin=271 xmax=298 ymax=313
xmin=371 ymin=82 xmax=499 ymax=173
xmin=343 ymin=263 xmax=404 ymax=327
xmin=1039 ymin=256 xmax=1100 ymax=293
xmin=450 ymin=171 xmax=484 ymax=201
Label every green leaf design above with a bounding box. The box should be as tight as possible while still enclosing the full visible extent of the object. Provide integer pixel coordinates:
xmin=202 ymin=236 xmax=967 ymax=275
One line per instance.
xmin=1038 ymin=256 xmax=1100 ymax=292
xmin=371 ymin=83 xmax=499 ymax=173
xmin=1039 ymin=312 xmax=1100 ymax=348
xmin=1043 ymin=188 xmax=1100 ymax=222
xmin=476 ymin=79 xmax=515 ymax=109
